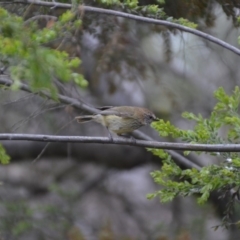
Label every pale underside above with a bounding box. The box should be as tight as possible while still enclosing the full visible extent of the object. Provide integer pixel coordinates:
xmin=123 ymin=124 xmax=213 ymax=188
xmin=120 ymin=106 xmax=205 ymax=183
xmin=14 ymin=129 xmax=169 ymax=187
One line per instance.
xmin=94 ymin=114 xmax=143 ymax=134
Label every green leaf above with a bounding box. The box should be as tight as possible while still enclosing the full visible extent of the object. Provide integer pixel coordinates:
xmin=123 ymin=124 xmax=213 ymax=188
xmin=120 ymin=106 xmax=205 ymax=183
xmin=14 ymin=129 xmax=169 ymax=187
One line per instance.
xmin=0 ymin=144 xmax=10 ymax=164
xmin=0 ymin=8 xmax=87 ymax=98
xmin=148 ymin=86 xmax=240 ymax=224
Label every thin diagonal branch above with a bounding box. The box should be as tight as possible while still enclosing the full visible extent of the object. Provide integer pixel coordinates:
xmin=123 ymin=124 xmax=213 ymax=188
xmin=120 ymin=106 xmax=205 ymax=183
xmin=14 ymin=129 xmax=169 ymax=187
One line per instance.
xmin=6 ymin=0 xmax=240 ymax=56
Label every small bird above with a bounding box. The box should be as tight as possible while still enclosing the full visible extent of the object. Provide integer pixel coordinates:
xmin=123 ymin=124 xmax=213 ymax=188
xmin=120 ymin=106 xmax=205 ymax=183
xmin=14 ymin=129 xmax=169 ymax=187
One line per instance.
xmin=75 ymin=106 xmax=159 ymax=140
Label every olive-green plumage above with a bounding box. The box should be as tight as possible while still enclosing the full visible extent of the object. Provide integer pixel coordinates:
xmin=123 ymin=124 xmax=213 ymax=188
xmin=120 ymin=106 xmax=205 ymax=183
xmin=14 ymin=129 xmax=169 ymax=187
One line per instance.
xmin=75 ymin=106 xmax=159 ymax=138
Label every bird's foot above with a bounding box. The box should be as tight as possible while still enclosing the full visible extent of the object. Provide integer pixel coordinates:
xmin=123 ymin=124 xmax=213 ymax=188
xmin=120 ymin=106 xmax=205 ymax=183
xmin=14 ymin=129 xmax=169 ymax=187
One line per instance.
xmin=118 ymin=134 xmax=136 ymax=143
xmin=108 ymin=131 xmax=114 ymax=142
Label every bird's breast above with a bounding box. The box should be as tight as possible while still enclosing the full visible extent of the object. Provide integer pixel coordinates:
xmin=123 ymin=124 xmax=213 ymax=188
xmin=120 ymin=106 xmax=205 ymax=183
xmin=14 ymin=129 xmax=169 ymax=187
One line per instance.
xmin=104 ymin=115 xmax=142 ymax=134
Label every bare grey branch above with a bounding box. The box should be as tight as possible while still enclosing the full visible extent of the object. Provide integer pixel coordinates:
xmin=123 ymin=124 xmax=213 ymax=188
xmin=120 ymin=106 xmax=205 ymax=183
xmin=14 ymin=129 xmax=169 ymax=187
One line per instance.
xmin=0 ymin=133 xmax=239 ymax=153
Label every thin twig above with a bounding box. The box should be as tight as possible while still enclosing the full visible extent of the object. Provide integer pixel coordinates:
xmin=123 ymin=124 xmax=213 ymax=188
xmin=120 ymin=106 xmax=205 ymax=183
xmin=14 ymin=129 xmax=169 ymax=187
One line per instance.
xmin=24 ymin=15 xmax=57 ymax=25
xmin=10 ymin=98 xmax=49 ymax=132
xmin=0 ymin=76 xmax=98 ymax=114
xmin=2 ymin=93 xmax=35 ymax=106
xmin=32 ymin=118 xmax=76 ymax=162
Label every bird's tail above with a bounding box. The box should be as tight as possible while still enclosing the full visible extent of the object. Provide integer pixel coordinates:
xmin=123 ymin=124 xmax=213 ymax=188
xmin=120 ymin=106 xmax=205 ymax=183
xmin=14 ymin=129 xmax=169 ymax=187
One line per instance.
xmin=75 ymin=115 xmax=94 ymax=123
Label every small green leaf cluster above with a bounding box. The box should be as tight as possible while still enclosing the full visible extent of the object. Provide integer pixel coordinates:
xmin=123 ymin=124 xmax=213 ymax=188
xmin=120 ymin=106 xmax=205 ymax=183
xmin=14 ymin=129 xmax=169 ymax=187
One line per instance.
xmin=94 ymin=0 xmax=138 ymax=9
xmin=175 ymin=18 xmax=198 ymax=29
xmin=149 ymin=86 xmax=240 ymax=209
xmin=94 ymin=0 xmax=166 ymax=18
xmin=136 ymin=5 xmax=165 ymax=18
xmin=156 ymin=0 xmax=165 ymax=4
xmin=152 ymin=87 xmax=240 ymax=147
xmin=2 ymin=201 xmax=33 ymax=237
xmin=147 ymin=156 xmax=239 ymax=205
xmin=0 ymin=144 xmax=10 ymax=164
xmin=112 ymin=0 xmax=139 ymax=8
xmin=0 ymin=8 xmax=87 ymax=97
xmin=214 ymin=87 xmax=240 ymax=140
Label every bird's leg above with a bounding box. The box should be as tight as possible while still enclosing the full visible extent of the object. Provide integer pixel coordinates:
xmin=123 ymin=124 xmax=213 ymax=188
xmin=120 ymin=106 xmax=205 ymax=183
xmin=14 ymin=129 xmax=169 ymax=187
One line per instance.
xmin=117 ymin=134 xmax=136 ymax=143
xmin=107 ymin=128 xmax=114 ymax=142
xmin=130 ymin=135 xmax=136 ymax=143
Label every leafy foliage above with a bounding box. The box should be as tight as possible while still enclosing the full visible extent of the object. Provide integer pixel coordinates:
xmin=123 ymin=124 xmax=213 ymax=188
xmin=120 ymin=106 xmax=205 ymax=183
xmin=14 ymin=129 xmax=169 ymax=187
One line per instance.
xmin=0 ymin=144 xmax=10 ymax=164
xmin=0 ymin=201 xmax=33 ymax=237
xmin=175 ymin=18 xmax=197 ymax=29
xmin=0 ymin=8 xmax=87 ymax=97
xmin=148 ymin=87 xmax=240 ymax=226
xmin=0 ymin=7 xmax=90 ymax=165
xmin=94 ymin=0 xmax=166 ymax=18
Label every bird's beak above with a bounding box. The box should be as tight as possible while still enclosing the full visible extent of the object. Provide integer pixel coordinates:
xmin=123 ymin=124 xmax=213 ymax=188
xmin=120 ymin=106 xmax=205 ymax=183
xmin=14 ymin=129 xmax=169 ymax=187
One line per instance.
xmin=153 ymin=117 xmax=159 ymax=122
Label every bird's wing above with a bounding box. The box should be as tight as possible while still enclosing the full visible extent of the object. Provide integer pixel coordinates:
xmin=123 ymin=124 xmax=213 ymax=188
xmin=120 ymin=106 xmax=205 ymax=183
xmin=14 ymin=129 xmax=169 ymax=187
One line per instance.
xmin=96 ymin=106 xmax=114 ymax=111
xmin=100 ymin=109 xmax=134 ymax=118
